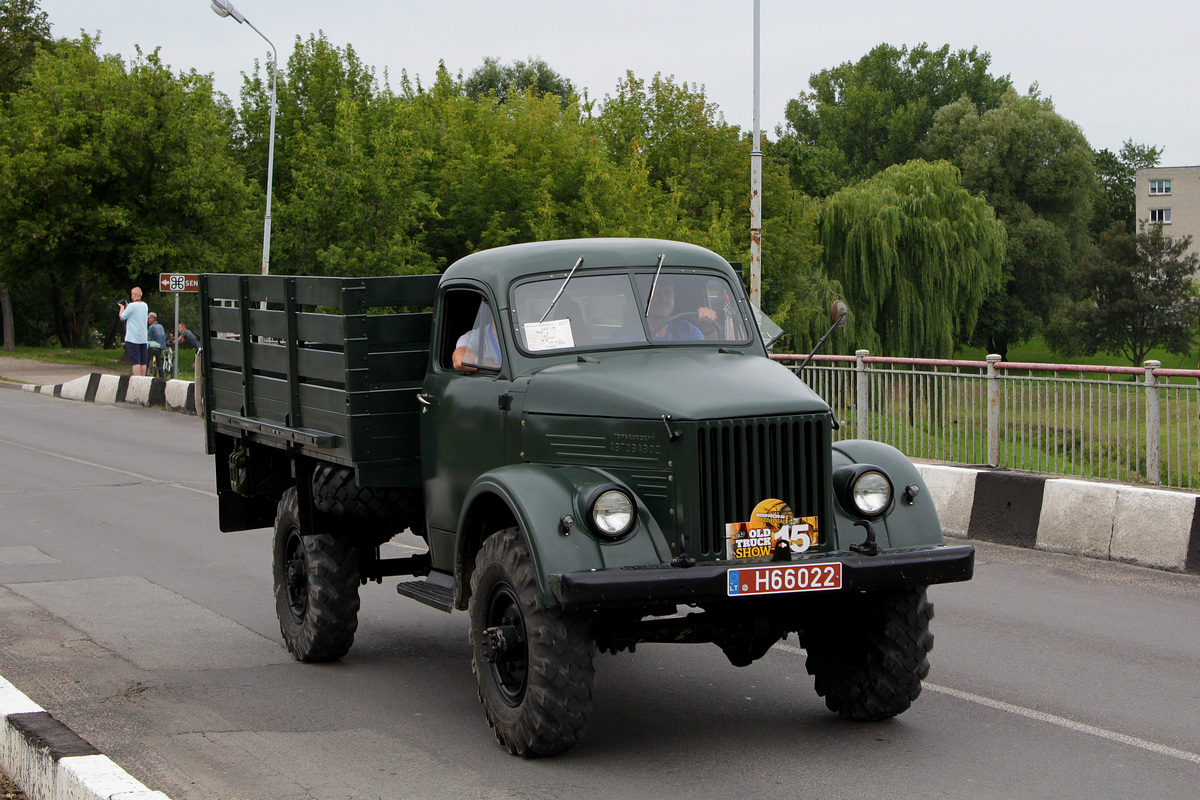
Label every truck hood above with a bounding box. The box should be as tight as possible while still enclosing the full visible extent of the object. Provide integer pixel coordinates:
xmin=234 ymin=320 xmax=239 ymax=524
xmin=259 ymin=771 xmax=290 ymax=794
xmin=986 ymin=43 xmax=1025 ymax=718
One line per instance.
xmin=521 ymin=350 xmax=829 ymax=420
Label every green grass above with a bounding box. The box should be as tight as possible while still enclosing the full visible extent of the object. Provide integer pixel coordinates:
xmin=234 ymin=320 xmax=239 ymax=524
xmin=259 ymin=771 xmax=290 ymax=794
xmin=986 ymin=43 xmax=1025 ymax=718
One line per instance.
xmin=0 ymin=770 xmax=26 ymax=800
xmin=4 ymin=345 xmax=196 ymax=380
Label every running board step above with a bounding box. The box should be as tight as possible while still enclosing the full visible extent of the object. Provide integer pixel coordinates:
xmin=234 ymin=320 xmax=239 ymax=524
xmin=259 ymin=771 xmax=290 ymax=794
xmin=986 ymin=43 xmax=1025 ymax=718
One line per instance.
xmin=396 ymin=576 xmax=454 ymax=613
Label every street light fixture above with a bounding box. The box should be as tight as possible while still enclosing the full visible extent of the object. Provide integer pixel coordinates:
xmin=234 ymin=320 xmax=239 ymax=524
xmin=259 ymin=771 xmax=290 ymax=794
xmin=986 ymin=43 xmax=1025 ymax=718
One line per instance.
xmin=210 ymin=0 xmax=277 ymax=276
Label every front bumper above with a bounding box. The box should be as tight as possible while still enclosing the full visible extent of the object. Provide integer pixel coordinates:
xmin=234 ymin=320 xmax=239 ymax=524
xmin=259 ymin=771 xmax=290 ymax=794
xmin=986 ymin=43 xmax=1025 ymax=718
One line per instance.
xmin=556 ymin=543 xmax=974 ymax=611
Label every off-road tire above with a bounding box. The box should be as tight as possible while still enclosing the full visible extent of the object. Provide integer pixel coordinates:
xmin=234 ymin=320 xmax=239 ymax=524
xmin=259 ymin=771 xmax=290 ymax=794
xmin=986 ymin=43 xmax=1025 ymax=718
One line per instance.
xmin=469 ymin=528 xmax=596 ymax=757
xmin=272 ymin=487 xmax=361 ymax=662
xmin=799 ymin=586 xmax=934 ymax=721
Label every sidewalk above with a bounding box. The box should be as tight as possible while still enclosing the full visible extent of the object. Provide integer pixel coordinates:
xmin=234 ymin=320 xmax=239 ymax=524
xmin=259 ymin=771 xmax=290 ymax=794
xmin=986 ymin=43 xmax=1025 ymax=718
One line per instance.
xmin=0 ymin=356 xmax=124 ymax=388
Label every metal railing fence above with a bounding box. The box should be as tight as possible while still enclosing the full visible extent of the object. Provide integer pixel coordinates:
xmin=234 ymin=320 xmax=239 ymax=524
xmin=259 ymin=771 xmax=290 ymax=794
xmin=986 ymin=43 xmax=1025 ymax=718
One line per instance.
xmin=771 ymin=351 xmax=1200 ymax=491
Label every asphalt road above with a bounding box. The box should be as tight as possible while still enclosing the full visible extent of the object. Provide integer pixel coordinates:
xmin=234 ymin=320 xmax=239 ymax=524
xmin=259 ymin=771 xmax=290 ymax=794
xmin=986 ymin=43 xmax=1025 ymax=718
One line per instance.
xmin=1 ymin=388 xmax=1198 ymax=800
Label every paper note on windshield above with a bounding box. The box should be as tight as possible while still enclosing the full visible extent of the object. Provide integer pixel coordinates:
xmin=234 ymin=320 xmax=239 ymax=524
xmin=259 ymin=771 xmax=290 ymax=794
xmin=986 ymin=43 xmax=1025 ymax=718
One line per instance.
xmin=524 ymin=318 xmax=575 ymax=351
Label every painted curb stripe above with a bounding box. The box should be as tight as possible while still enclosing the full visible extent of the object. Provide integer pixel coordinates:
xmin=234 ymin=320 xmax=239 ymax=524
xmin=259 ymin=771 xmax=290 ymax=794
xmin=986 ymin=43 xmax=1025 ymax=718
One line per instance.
xmin=1187 ymin=496 xmax=1200 ymax=574
xmin=967 ymin=471 xmax=1046 ymax=549
xmin=8 ymin=711 xmax=100 ymax=760
xmin=83 ymin=373 xmax=101 ymax=403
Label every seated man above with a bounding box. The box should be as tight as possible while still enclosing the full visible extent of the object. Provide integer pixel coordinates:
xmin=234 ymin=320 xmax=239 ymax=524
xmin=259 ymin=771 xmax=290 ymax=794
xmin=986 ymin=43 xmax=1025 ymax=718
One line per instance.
xmin=646 ymin=282 xmax=718 ymax=341
xmin=453 ymin=302 xmax=502 ymax=372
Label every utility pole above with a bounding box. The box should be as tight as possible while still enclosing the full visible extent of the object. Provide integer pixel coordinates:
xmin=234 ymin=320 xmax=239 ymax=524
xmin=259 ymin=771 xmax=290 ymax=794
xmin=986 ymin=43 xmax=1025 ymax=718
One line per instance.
xmin=750 ymin=0 xmax=762 ymax=309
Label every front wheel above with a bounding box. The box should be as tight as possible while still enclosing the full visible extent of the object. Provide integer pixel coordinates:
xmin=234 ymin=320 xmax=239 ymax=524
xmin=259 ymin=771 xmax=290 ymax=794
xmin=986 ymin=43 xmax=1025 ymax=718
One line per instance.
xmin=469 ymin=528 xmax=596 ymax=757
xmin=799 ymin=586 xmax=934 ymax=720
xmin=272 ymin=487 xmax=361 ymax=662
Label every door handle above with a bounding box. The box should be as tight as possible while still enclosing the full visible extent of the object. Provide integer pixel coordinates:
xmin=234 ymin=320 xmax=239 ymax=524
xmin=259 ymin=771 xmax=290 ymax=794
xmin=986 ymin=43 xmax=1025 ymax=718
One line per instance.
xmin=417 ymin=392 xmax=433 ymax=406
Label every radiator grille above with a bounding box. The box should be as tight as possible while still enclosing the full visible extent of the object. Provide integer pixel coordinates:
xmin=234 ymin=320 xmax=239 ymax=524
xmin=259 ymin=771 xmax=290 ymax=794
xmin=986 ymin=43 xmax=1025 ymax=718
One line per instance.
xmin=693 ymin=415 xmax=832 ymax=557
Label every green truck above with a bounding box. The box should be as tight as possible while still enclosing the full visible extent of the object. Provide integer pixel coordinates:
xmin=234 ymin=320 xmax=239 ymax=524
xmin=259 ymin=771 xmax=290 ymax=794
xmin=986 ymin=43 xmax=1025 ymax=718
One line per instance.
xmin=200 ymin=237 xmax=973 ymax=756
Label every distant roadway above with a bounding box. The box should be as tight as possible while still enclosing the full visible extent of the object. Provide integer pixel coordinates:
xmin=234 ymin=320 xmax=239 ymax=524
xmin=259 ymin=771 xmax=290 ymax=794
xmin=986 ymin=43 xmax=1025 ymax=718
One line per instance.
xmin=1 ymin=387 xmax=1197 ymax=800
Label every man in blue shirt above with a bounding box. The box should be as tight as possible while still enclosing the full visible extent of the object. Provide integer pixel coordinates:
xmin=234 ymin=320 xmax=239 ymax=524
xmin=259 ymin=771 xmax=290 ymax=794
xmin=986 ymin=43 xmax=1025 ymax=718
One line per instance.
xmin=648 ymin=283 xmax=716 ymax=341
xmin=118 ymin=287 xmax=149 ymax=376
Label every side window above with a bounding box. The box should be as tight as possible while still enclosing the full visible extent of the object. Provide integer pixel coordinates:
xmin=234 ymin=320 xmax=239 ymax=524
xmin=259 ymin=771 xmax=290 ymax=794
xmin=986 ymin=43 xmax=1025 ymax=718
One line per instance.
xmin=439 ymin=289 xmax=503 ymax=373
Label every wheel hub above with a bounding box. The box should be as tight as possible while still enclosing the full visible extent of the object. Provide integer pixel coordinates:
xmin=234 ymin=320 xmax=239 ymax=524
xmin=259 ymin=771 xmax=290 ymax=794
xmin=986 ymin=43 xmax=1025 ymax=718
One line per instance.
xmin=485 ymin=585 xmax=528 ymax=707
xmin=482 ymin=624 xmax=523 ymax=663
xmin=283 ymin=529 xmax=309 ymax=622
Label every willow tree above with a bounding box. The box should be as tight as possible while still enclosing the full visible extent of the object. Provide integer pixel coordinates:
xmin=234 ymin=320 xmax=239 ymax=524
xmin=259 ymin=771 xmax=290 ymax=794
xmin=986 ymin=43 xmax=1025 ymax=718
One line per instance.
xmin=819 ymin=159 xmax=1005 ymax=357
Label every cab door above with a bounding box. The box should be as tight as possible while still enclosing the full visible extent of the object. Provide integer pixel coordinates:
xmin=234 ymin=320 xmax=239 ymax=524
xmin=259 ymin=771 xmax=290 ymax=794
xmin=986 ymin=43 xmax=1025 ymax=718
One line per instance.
xmin=419 ymin=286 xmax=510 ymax=571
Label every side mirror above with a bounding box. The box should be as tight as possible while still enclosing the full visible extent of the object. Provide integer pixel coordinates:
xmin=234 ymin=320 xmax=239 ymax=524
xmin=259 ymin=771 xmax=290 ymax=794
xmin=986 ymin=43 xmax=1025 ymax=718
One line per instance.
xmin=795 ymin=300 xmax=850 ymax=372
xmin=830 ymin=300 xmax=849 ymax=327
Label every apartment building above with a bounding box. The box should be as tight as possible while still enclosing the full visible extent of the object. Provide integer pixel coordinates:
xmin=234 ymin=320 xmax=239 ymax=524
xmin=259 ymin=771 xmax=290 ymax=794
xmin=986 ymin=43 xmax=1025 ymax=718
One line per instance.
xmin=1134 ymin=166 xmax=1200 ymax=273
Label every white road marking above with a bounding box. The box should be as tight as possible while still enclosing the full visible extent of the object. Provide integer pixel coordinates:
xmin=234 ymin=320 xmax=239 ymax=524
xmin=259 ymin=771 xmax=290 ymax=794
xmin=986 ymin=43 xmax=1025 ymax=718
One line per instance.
xmin=0 ymin=436 xmax=217 ymax=497
xmin=773 ymin=642 xmax=1200 ymax=766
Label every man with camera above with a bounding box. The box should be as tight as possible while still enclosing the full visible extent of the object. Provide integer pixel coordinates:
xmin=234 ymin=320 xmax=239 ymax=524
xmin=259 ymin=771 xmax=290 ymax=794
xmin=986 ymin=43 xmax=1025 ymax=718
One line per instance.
xmin=118 ymin=287 xmax=149 ymax=376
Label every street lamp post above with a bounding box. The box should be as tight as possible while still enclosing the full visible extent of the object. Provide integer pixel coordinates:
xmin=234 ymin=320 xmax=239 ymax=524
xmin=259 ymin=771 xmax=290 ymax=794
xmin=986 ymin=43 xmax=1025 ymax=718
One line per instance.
xmin=749 ymin=0 xmax=762 ymax=310
xmin=210 ymin=0 xmax=277 ymax=276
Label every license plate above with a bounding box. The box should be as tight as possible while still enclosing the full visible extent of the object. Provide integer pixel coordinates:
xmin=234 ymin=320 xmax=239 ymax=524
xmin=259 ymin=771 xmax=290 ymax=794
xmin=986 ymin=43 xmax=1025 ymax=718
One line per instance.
xmin=727 ymin=562 xmax=843 ymax=597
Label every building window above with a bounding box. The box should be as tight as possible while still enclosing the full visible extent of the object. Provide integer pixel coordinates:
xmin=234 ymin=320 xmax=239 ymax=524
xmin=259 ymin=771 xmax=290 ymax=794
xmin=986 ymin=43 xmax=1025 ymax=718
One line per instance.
xmin=1150 ymin=208 xmax=1172 ymax=224
xmin=1149 ymin=179 xmax=1172 ymax=195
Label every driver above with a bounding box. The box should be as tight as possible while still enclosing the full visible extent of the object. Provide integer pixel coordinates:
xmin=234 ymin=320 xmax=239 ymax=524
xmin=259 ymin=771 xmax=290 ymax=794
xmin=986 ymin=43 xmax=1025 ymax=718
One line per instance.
xmin=647 ymin=282 xmax=718 ymax=341
xmin=453 ymin=302 xmax=502 ymax=372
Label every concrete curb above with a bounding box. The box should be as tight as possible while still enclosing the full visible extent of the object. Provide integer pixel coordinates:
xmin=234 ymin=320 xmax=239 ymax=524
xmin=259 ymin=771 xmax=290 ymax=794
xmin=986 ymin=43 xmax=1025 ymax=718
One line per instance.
xmin=1 ymin=675 xmax=170 ymax=800
xmin=20 ymin=373 xmax=195 ymax=415
xmin=918 ymin=464 xmax=1200 ymax=573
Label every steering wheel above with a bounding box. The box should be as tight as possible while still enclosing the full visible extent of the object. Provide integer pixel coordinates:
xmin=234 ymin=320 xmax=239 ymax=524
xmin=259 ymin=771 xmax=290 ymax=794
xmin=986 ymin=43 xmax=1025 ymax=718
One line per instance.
xmin=654 ymin=312 xmax=705 ymax=340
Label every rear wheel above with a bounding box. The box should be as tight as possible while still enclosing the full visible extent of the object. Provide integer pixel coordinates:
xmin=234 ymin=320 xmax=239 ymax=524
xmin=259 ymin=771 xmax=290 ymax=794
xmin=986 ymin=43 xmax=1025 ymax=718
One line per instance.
xmin=469 ymin=528 xmax=596 ymax=757
xmin=272 ymin=487 xmax=360 ymax=662
xmin=799 ymin=586 xmax=934 ymax=720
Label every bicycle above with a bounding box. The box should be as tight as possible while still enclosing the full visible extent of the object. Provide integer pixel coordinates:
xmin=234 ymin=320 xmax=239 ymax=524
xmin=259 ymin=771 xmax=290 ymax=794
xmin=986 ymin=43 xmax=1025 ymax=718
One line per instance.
xmin=160 ymin=345 xmax=174 ymax=379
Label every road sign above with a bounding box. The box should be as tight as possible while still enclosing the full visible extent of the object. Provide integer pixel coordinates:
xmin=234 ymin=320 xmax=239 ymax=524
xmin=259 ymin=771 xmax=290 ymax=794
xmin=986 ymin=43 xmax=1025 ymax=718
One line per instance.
xmin=160 ymin=273 xmax=199 ymax=293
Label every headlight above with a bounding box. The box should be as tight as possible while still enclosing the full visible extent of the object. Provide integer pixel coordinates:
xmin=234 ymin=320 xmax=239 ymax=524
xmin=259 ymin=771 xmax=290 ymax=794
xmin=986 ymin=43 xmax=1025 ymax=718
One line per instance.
xmin=851 ymin=470 xmax=892 ymax=517
xmin=589 ymin=488 xmax=636 ymax=538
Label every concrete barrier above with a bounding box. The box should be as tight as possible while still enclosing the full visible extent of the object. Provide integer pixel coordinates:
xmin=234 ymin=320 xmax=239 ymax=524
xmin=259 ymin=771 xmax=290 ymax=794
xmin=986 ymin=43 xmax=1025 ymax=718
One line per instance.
xmin=1 ymin=676 xmax=169 ymax=800
xmin=917 ymin=464 xmax=1200 ymax=574
xmin=21 ymin=373 xmax=195 ymax=415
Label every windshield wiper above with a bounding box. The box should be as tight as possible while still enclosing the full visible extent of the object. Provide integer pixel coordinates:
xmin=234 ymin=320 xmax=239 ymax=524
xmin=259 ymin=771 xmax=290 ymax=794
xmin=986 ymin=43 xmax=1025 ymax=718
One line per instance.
xmin=644 ymin=253 xmax=666 ymax=316
xmin=540 ymin=256 xmax=585 ymax=322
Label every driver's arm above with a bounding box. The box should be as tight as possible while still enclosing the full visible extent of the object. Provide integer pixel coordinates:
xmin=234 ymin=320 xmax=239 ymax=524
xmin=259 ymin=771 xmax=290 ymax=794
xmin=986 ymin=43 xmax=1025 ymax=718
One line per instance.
xmin=452 ymin=346 xmax=478 ymax=373
xmin=695 ymin=306 xmax=719 ymax=338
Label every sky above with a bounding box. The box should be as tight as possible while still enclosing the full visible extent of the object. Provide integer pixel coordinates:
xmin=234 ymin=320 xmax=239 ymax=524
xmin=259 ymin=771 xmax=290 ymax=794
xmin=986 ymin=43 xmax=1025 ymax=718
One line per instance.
xmin=33 ymin=0 xmax=1200 ymax=166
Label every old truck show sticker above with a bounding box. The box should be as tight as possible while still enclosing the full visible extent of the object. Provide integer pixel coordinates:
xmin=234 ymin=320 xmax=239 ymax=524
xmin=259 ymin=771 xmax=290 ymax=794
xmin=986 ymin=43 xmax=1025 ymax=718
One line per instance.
xmin=725 ymin=498 xmax=819 ymax=560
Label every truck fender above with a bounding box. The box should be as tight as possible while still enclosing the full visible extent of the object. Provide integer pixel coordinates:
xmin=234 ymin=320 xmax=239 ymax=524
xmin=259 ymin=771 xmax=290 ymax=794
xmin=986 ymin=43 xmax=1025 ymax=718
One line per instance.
xmin=453 ymin=464 xmax=674 ymax=609
xmin=831 ymin=440 xmax=944 ymax=550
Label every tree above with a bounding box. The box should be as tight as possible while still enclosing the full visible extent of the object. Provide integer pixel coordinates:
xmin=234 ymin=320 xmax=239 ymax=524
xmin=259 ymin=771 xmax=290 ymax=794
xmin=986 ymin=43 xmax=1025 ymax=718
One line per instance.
xmin=922 ymin=89 xmax=1095 ymax=357
xmin=464 ymin=56 xmax=575 ymax=106
xmin=0 ymin=37 xmax=255 ymax=346
xmin=233 ymin=33 xmax=379 ymax=234
xmin=778 ymin=43 xmax=1011 ymax=194
xmin=283 ymin=95 xmax=438 ymax=277
xmin=1048 ymin=222 xmax=1200 ymax=366
xmin=403 ymin=66 xmax=695 ymax=267
xmin=0 ymin=0 xmax=50 ymax=98
xmin=818 ymin=160 xmax=1005 ymax=357
xmin=1091 ymin=140 xmax=1161 ymax=235
xmin=596 ymin=72 xmax=746 ymax=224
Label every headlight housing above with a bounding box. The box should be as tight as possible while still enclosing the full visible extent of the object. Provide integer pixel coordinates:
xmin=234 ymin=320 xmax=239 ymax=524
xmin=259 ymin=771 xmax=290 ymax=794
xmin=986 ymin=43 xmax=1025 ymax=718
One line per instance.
xmin=834 ymin=465 xmax=894 ymax=518
xmin=588 ymin=487 xmax=636 ymax=538
xmin=850 ymin=469 xmax=892 ymax=517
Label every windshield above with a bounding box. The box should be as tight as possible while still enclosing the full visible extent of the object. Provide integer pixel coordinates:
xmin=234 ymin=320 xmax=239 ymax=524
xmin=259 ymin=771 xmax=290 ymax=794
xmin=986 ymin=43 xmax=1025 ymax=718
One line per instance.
xmin=512 ymin=272 xmax=751 ymax=354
